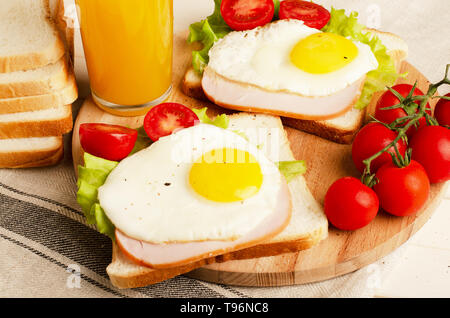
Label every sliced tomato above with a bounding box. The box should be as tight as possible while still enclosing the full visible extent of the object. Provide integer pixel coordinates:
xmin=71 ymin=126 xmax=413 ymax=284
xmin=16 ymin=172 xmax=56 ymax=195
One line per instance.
xmin=220 ymin=0 xmax=275 ymax=31
xmin=79 ymin=123 xmax=138 ymax=161
xmin=143 ymin=103 xmax=198 ymax=142
xmin=279 ymin=0 xmax=331 ymax=30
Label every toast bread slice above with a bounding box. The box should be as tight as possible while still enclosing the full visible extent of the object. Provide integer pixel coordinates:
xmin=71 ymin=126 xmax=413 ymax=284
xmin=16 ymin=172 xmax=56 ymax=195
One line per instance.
xmin=106 ymin=113 xmax=327 ymax=288
xmin=0 ymin=0 xmax=65 ymax=73
xmin=0 ymin=74 xmax=77 ymax=114
xmin=0 ymin=58 xmax=70 ymax=99
xmin=181 ymin=29 xmax=408 ymax=144
xmin=0 ymin=105 xmax=73 ymax=139
xmin=0 ymin=136 xmax=63 ymax=168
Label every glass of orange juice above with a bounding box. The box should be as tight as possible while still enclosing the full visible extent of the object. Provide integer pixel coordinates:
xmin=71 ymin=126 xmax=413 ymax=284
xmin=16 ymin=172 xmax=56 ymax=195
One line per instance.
xmin=75 ymin=0 xmax=173 ymax=116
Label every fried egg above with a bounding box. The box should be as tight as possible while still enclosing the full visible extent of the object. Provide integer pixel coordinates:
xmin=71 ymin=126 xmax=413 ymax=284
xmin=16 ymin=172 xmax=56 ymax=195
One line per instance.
xmin=98 ymin=124 xmax=289 ymax=244
xmin=207 ymin=19 xmax=378 ymax=97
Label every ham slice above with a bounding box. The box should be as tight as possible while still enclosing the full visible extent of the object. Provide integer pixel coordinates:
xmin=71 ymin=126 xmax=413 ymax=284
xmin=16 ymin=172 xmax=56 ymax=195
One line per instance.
xmin=115 ymin=180 xmax=292 ymax=269
xmin=202 ymin=67 xmax=365 ymax=121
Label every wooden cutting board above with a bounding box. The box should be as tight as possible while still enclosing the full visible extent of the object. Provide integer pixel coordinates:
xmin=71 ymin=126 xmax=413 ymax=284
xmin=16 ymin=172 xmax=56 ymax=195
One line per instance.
xmin=72 ymin=31 xmax=448 ymax=287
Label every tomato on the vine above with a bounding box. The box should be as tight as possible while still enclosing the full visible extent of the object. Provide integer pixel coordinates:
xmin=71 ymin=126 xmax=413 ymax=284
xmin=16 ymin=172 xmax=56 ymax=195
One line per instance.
xmin=374 ymin=160 xmax=430 ymax=217
xmin=409 ymin=125 xmax=450 ymax=183
xmin=434 ymin=93 xmax=450 ymax=127
xmin=374 ymin=84 xmax=431 ymax=139
xmin=352 ymin=122 xmax=407 ymax=174
xmin=324 ymin=177 xmax=379 ymax=231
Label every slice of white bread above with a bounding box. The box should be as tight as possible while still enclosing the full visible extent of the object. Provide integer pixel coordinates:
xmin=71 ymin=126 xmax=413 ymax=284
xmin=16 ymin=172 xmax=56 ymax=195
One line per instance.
xmin=0 ymin=58 xmax=70 ymax=99
xmin=106 ymin=113 xmax=328 ymax=288
xmin=0 ymin=0 xmax=65 ymax=73
xmin=0 ymin=74 xmax=77 ymax=114
xmin=0 ymin=136 xmax=63 ymax=168
xmin=0 ymin=105 xmax=73 ymax=139
xmin=181 ymin=29 xmax=408 ymax=144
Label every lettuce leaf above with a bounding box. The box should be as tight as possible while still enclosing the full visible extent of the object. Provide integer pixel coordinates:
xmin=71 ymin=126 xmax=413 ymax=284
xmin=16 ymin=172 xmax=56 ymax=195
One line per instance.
xmin=76 ymin=153 xmax=118 ymax=240
xmin=188 ymin=0 xmax=231 ymax=74
xmin=322 ymin=8 xmax=400 ymax=109
xmin=276 ymin=160 xmax=307 ymax=182
xmin=193 ymin=107 xmax=229 ymax=129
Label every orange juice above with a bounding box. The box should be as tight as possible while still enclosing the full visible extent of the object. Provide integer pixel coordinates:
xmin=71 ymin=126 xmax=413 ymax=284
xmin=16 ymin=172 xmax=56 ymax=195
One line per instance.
xmin=76 ymin=0 xmax=173 ymax=115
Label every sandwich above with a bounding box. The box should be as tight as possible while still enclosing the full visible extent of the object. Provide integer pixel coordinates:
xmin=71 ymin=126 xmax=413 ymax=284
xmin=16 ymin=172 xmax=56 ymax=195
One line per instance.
xmin=182 ymin=1 xmax=408 ymax=144
xmin=0 ymin=0 xmax=77 ymax=168
xmin=76 ymin=108 xmax=328 ymax=288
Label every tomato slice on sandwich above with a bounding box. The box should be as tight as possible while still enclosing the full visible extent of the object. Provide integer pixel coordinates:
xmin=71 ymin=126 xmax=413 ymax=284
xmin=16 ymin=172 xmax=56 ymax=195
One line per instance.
xmin=279 ymin=0 xmax=331 ymax=30
xmin=143 ymin=103 xmax=199 ymax=142
xmin=220 ymin=0 xmax=275 ymax=31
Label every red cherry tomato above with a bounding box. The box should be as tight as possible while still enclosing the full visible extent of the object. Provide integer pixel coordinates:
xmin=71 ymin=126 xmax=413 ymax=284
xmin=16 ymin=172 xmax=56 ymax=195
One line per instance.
xmin=279 ymin=0 xmax=331 ymax=30
xmin=143 ymin=103 xmax=198 ymax=142
xmin=352 ymin=123 xmax=407 ymax=174
xmin=374 ymin=160 xmax=430 ymax=217
xmin=374 ymin=84 xmax=431 ymax=139
xmin=409 ymin=125 xmax=450 ymax=183
xmin=79 ymin=123 xmax=138 ymax=161
xmin=324 ymin=177 xmax=379 ymax=231
xmin=434 ymin=93 xmax=450 ymax=127
xmin=220 ymin=0 xmax=275 ymax=31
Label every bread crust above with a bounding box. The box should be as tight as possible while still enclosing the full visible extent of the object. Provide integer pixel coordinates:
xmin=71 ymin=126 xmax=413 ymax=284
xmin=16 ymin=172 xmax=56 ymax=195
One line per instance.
xmin=0 ymin=58 xmax=70 ymax=99
xmin=281 ymin=109 xmax=366 ymax=144
xmin=0 ymin=136 xmax=63 ymax=168
xmin=0 ymin=75 xmax=78 ymax=114
xmin=0 ymin=106 xmax=73 ymax=139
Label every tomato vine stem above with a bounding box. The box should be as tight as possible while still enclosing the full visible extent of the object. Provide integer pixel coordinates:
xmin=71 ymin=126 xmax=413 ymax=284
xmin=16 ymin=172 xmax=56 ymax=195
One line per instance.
xmin=361 ymin=64 xmax=450 ymax=187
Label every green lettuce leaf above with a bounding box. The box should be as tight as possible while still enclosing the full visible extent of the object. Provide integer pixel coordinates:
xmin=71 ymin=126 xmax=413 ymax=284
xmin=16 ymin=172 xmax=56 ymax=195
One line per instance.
xmin=193 ymin=107 xmax=229 ymax=129
xmin=276 ymin=160 xmax=307 ymax=183
xmin=188 ymin=0 xmax=231 ymax=74
xmin=76 ymin=153 xmax=118 ymax=240
xmin=322 ymin=8 xmax=400 ymax=109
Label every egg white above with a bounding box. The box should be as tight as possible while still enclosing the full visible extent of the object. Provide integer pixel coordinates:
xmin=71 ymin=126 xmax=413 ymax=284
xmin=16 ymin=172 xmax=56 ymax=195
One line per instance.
xmin=207 ymin=19 xmax=379 ymax=97
xmin=98 ymin=124 xmax=286 ymax=244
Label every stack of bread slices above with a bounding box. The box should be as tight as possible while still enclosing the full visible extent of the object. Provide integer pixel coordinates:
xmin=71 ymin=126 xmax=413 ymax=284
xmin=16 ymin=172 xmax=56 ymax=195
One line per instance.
xmin=0 ymin=0 xmax=77 ymax=168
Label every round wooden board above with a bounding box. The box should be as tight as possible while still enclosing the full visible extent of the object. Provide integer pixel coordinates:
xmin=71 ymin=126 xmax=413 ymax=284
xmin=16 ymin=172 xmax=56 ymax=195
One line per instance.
xmin=72 ymin=31 xmax=448 ymax=287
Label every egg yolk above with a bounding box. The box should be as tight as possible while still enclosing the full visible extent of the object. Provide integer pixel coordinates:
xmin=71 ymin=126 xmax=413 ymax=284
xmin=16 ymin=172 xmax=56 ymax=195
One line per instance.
xmin=189 ymin=148 xmax=263 ymax=203
xmin=290 ymin=33 xmax=358 ymax=74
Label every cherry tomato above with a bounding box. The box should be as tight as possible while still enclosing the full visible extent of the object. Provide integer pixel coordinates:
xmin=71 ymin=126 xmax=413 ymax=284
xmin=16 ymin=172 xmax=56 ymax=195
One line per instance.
xmin=324 ymin=177 xmax=379 ymax=231
xmin=374 ymin=84 xmax=431 ymax=139
xmin=143 ymin=103 xmax=198 ymax=142
xmin=434 ymin=93 xmax=450 ymax=127
xmin=220 ymin=0 xmax=275 ymax=31
xmin=352 ymin=122 xmax=407 ymax=174
xmin=279 ymin=0 xmax=331 ymax=30
xmin=409 ymin=125 xmax=450 ymax=183
xmin=374 ymin=160 xmax=430 ymax=217
xmin=79 ymin=123 xmax=138 ymax=161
